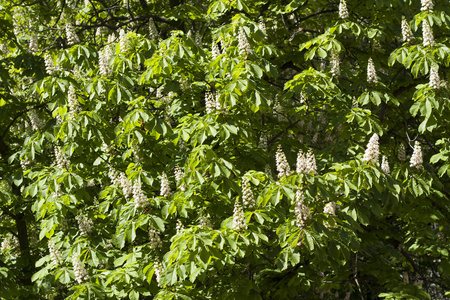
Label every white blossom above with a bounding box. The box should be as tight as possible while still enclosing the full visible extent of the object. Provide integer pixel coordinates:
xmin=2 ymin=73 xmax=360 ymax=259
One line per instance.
xmin=339 ymin=0 xmax=349 ymax=19
xmin=68 ymin=85 xmax=81 ymax=120
xmin=297 ymin=149 xmax=317 ymax=174
xmin=258 ymin=134 xmax=268 ymax=149
xmin=149 ymin=229 xmax=163 ymax=249
xmin=55 ymin=146 xmax=70 ymax=169
xmin=133 ymin=182 xmax=147 ymax=208
xmin=108 ymin=167 xmax=121 ymax=186
xmin=401 ymin=16 xmax=414 ymax=43
xmin=160 ymin=172 xmax=171 ymax=197
xmin=330 ymin=50 xmax=340 ymax=77
xmin=367 ymin=57 xmax=377 ymax=84
xmin=410 ymin=141 xmax=423 ymax=168
xmin=205 ymin=91 xmax=215 ymax=114
xmin=48 ymin=240 xmax=62 ymax=265
xmin=421 ymin=0 xmax=434 ymax=11
xmin=295 ymin=189 xmax=310 ymax=228
xmin=119 ymin=28 xmax=129 ymax=52
xmin=362 ymin=133 xmax=380 ymax=163
xmin=154 ymin=260 xmax=162 ymax=285
xmin=422 ymin=19 xmax=435 ymax=47
xmin=195 ymin=32 xmax=202 ymax=46
xmin=323 ymin=202 xmax=336 ymax=215
xmin=107 ymin=33 xmax=116 ymax=44
xmin=211 ymin=42 xmax=220 ymax=59
xmin=429 ymin=64 xmax=440 ymax=89
xmin=99 ymin=46 xmax=113 ymax=76
xmin=65 ymin=22 xmax=79 ymax=45
xmin=276 ymin=145 xmax=291 ymax=178
xmin=238 ymin=26 xmax=251 ymax=56
xmin=29 ymin=35 xmax=39 ymax=53
xmin=148 ymin=18 xmax=159 ymax=40
xmin=199 ymin=216 xmax=212 ymax=228
xmin=77 ymin=215 xmax=93 ymax=236
xmin=44 ymin=54 xmax=56 ymax=75
xmin=72 ymin=253 xmax=89 ymax=283
xmin=119 ymin=172 xmax=132 ymax=198
xmin=29 ymin=110 xmax=44 ymax=130
xmin=131 ymin=144 xmax=143 ymax=162
xmin=259 ymin=18 xmax=267 ymax=36
xmin=242 ymin=177 xmax=255 ymax=209
xmin=176 ymin=219 xmax=184 ymax=234
xmin=174 ymin=164 xmax=186 ymax=191
xmin=232 ymin=200 xmax=247 ymax=230
xmin=381 ymin=156 xmax=390 ymax=174
xmin=398 ymin=143 xmax=407 ymax=161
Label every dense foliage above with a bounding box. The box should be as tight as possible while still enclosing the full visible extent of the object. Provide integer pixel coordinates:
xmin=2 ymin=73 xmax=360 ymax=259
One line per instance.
xmin=1 ymin=0 xmax=450 ymax=298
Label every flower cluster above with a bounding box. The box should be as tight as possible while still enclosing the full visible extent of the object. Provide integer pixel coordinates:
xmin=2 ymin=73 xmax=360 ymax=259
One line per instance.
xmin=276 ymin=145 xmax=291 ymax=178
xmin=211 ymin=42 xmax=220 ymax=59
xmin=108 ymin=167 xmax=121 ymax=186
xmin=381 ymin=156 xmax=390 ymax=174
xmin=296 ymin=149 xmax=317 ymax=175
xmin=295 ymin=189 xmax=310 ymax=228
xmin=149 ymin=229 xmax=163 ymax=249
xmin=258 ymin=134 xmax=268 ymax=149
xmin=398 ymin=143 xmax=406 ymax=161
xmin=174 ymin=164 xmax=186 ymax=191
xmin=238 ymin=26 xmax=251 ymax=56
xmin=55 ymin=146 xmax=70 ymax=169
xmin=29 ymin=35 xmax=39 ymax=53
xmin=133 ymin=182 xmax=147 ymax=208
xmin=99 ymin=46 xmax=113 ymax=76
xmin=68 ymin=85 xmax=81 ymax=120
xmin=72 ymin=253 xmax=89 ymax=283
xmin=148 ymin=18 xmax=159 ymax=40
xmin=119 ymin=28 xmax=129 ymax=52
xmin=401 ymin=16 xmax=414 ymax=42
xmin=421 ymin=0 xmax=434 ymax=11
xmin=429 ymin=64 xmax=440 ymax=89
xmin=205 ymin=91 xmax=215 ymax=114
xmin=77 ymin=215 xmax=93 ymax=236
xmin=323 ymin=202 xmax=336 ymax=216
xmin=367 ymin=58 xmax=377 ymax=84
xmin=119 ymin=172 xmax=132 ymax=198
xmin=199 ymin=216 xmax=212 ymax=228
xmin=362 ymin=133 xmax=379 ymax=163
xmin=259 ymin=18 xmax=267 ymax=36
xmin=20 ymin=157 xmax=31 ymax=170
xmin=242 ymin=177 xmax=255 ymax=209
xmin=160 ymin=172 xmax=171 ymax=197
xmin=176 ymin=219 xmax=184 ymax=234
xmin=48 ymin=240 xmax=62 ymax=265
xmin=44 ymin=54 xmax=57 ymax=75
xmin=29 ymin=110 xmax=44 ymax=130
xmin=422 ymin=19 xmax=435 ymax=47
xmin=65 ymin=22 xmax=79 ymax=45
xmin=339 ymin=0 xmax=349 ymax=19
xmin=410 ymin=141 xmax=423 ymax=168
xmin=330 ymin=50 xmax=340 ymax=77
xmin=232 ymin=200 xmax=247 ymax=230
xmin=154 ymin=260 xmax=162 ymax=285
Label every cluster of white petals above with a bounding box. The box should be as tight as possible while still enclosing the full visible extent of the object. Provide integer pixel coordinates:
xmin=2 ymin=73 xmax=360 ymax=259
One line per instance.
xmin=242 ymin=177 xmax=255 ymax=209
xmin=211 ymin=42 xmax=220 ymax=59
xmin=176 ymin=219 xmax=184 ymax=234
xmin=77 ymin=215 xmax=93 ymax=236
xmin=72 ymin=253 xmax=89 ymax=283
xmin=149 ymin=229 xmax=163 ymax=249
xmin=421 ymin=0 xmax=434 ymax=11
xmin=276 ymin=145 xmax=291 ymax=178
xmin=119 ymin=172 xmax=132 ymax=198
xmin=258 ymin=134 xmax=268 ymax=149
xmin=238 ymin=26 xmax=252 ymax=56
xmin=330 ymin=50 xmax=340 ymax=77
xmin=99 ymin=46 xmax=113 ymax=76
xmin=174 ymin=164 xmax=186 ymax=191
xmin=410 ymin=141 xmax=423 ymax=168
xmin=295 ymin=189 xmax=310 ymax=228
xmin=68 ymin=85 xmax=81 ymax=120
xmin=362 ymin=133 xmax=380 ymax=163
xmin=323 ymin=202 xmax=336 ymax=215
xmin=296 ymin=149 xmax=317 ymax=175
xmin=29 ymin=35 xmax=39 ymax=53
xmin=259 ymin=18 xmax=267 ymax=36
xmin=148 ymin=18 xmax=159 ymax=40
xmin=160 ymin=172 xmax=171 ymax=197
xmin=367 ymin=58 xmax=377 ymax=84
xmin=119 ymin=28 xmax=129 ymax=52
xmin=199 ymin=216 xmax=212 ymax=228
xmin=429 ymin=64 xmax=440 ymax=89
xmin=44 ymin=54 xmax=57 ymax=74
xmin=401 ymin=16 xmax=414 ymax=42
xmin=48 ymin=240 xmax=62 ymax=265
xmin=29 ymin=110 xmax=44 ymax=130
xmin=232 ymin=200 xmax=247 ymax=230
xmin=154 ymin=260 xmax=162 ymax=285
xmin=65 ymin=22 xmax=79 ymax=45
xmin=133 ymin=182 xmax=147 ymax=208
xmin=55 ymin=146 xmax=70 ymax=169
xmin=339 ymin=0 xmax=349 ymax=19
xmin=381 ymin=156 xmax=390 ymax=174
xmin=422 ymin=20 xmax=435 ymax=47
